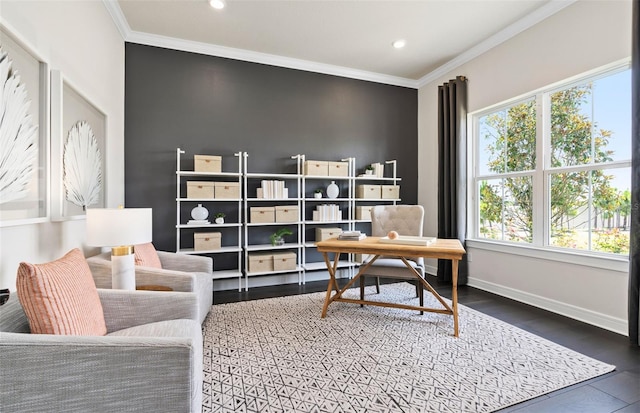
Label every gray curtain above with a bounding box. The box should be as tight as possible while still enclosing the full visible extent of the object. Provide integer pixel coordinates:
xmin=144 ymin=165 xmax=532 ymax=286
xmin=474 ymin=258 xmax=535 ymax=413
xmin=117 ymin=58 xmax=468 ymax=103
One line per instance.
xmin=437 ymin=76 xmax=468 ymax=284
xmin=629 ymin=0 xmax=639 ymax=346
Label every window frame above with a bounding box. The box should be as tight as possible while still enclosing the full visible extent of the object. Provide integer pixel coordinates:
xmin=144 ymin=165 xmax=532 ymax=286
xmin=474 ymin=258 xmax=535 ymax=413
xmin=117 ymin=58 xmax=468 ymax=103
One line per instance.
xmin=468 ymin=59 xmax=631 ymax=268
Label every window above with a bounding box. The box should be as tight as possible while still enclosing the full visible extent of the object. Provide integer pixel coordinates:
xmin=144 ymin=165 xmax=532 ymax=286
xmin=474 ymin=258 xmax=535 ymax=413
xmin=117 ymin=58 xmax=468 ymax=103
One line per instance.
xmin=472 ymin=64 xmax=631 ymax=256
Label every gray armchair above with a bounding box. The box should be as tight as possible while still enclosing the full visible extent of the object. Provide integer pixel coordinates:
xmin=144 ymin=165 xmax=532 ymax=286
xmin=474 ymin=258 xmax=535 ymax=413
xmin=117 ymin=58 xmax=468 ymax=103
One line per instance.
xmin=87 ymin=251 xmax=213 ymax=323
xmin=360 ymin=205 xmax=426 ymax=307
xmin=0 ymin=289 xmax=202 ymax=413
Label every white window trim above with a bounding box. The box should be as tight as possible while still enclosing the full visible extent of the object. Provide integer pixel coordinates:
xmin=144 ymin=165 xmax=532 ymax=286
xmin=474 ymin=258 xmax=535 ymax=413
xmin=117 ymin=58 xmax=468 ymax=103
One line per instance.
xmin=467 ymin=59 xmax=632 ymax=264
xmin=466 ymin=238 xmax=629 ymax=273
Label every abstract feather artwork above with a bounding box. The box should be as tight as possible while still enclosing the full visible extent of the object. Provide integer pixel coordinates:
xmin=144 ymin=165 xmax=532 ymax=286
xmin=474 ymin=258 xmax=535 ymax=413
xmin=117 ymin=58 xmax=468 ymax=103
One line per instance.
xmin=0 ymin=47 xmax=38 ymax=205
xmin=63 ymin=121 xmax=102 ymax=210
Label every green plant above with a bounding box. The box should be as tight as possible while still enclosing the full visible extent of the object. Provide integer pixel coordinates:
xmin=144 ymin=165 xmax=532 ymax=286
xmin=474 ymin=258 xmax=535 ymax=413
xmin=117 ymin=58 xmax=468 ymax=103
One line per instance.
xmin=365 ymin=164 xmax=374 ymax=171
xmin=215 ymin=212 xmax=225 ymax=219
xmin=594 ymin=228 xmax=630 ymax=254
xmin=270 ymin=228 xmax=293 ymax=246
xmin=314 ymin=188 xmax=323 ymax=194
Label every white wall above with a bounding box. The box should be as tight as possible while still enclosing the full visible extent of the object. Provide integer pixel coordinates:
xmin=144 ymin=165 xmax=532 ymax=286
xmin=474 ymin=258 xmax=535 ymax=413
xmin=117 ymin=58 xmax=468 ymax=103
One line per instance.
xmin=0 ymin=1 xmax=124 ymax=291
xmin=418 ymin=0 xmax=632 ymax=335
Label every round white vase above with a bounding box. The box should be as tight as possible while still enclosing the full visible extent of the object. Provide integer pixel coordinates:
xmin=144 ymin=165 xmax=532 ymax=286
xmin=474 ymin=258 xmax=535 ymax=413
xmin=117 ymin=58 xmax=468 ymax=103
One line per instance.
xmin=327 ymin=181 xmax=339 ymax=199
xmin=191 ymin=204 xmax=209 ymax=220
xmin=215 ymin=217 xmax=224 ymax=224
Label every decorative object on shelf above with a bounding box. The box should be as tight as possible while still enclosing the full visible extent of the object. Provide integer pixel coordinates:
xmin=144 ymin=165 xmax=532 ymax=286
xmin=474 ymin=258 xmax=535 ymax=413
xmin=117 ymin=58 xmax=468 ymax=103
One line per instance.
xmin=314 ymin=188 xmax=323 ymax=199
xmin=86 ymin=207 xmax=153 ymax=290
xmin=191 ymin=203 xmax=209 ymax=220
xmin=326 ymin=181 xmax=339 ymax=199
xmin=215 ymin=212 xmax=225 ymax=224
xmin=270 ymin=227 xmax=292 ymax=246
xmin=365 ymin=165 xmax=374 ymax=175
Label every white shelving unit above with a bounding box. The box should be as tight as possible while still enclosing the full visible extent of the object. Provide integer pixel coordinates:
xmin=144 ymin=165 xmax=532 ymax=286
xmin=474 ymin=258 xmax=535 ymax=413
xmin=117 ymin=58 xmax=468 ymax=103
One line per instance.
xmin=176 ymin=148 xmax=244 ymax=291
xmin=242 ymin=153 xmax=303 ymax=291
xmin=300 ymin=155 xmax=356 ymax=280
xmin=175 ymin=149 xmax=401 ymax=291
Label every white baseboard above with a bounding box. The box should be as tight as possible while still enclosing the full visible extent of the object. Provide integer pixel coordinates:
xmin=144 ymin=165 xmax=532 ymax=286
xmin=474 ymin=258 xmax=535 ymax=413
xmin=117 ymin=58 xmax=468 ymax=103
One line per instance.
xmin=467 ymin=277 xmax=628 ymax=336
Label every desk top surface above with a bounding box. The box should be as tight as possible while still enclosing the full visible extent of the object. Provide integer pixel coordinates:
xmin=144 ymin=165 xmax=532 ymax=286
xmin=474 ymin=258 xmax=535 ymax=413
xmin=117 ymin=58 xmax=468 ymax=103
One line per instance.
xmin=316 ymin=237 xmax=465 ymax=259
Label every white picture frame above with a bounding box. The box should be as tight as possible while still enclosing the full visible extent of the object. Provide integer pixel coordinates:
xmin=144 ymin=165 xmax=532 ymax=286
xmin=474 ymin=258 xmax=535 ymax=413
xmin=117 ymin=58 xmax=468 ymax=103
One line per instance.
xmin=0 ymin=23 xmax=50 ymax=227
xmin=50 ymin=70 xmax=107 ymax=221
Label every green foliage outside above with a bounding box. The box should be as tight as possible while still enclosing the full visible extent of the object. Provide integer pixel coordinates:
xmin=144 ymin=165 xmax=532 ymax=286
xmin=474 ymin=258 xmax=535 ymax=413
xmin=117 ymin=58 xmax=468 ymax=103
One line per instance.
xmin=479 ymin=84 xmax=629 ymax=254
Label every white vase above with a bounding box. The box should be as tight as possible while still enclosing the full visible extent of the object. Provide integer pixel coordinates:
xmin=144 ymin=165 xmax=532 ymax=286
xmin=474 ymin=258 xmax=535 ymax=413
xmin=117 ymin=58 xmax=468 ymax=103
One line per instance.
xmin=326 ymin=181 xmax=339 ymax=199
xmin=191 ymin=204 xmax=209 ymax=220
xmin=314 ymin=192 xmax=322 ymax=199
xmin=215 ymin=217 xmax=224 ymax=224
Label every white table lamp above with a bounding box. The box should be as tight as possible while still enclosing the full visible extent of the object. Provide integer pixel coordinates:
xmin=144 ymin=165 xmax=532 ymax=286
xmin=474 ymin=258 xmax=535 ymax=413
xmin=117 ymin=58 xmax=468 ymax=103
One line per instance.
xmin=86 ymin=207 xmax=153 ymax=290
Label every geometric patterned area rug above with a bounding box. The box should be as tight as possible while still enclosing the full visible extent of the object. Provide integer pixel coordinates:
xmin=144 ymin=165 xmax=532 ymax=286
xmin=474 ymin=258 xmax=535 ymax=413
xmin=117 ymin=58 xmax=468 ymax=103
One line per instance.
xmin=202 ymin=283 xmax=615 ymax=413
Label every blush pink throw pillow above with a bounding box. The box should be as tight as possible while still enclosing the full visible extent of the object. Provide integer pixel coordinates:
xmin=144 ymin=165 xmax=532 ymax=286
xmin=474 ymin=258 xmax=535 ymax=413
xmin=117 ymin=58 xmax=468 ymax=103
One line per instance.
xmin=16 ymin=248 xmax=107 ymax=335
xmin=134 ymin=242 xmax=162 ymax=268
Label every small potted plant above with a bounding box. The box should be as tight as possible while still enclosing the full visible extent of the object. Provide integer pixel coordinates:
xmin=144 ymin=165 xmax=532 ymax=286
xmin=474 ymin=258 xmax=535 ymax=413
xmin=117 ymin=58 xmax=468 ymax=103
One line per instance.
xmin=270 ymin=227 xmax=293 ymax=246
xmin=314 ymin=188 xmax=323 ymax=199
xmin=365 ymin=165 xmax=374 ymax=175
xmin=214 ymin=212 xmax=225 ymax=224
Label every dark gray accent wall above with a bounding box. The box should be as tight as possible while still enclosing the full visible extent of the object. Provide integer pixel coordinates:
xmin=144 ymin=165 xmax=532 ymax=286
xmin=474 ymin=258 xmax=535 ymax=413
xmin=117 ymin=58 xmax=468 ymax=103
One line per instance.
xmin=125 ymin=43 xmax=418 ymax=252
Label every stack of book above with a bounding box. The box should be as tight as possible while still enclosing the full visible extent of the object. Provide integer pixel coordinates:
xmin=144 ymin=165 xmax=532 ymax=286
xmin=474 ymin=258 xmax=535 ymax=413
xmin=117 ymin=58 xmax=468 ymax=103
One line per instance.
xmin=187 ymin=219 xmax=210 ymax=225
xmin=257 ymin=180 xmax=288 ymax=199
xmin=338 ymin=231 xmax=366 ymax=241
xmin=312 ymin=204 xmax=342 ymax=221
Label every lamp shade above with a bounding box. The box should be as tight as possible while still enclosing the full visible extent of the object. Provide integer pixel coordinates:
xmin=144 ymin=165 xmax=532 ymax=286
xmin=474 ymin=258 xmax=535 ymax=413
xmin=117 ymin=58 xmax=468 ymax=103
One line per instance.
xmin=86 ymin=208 xmax=153 ymax=247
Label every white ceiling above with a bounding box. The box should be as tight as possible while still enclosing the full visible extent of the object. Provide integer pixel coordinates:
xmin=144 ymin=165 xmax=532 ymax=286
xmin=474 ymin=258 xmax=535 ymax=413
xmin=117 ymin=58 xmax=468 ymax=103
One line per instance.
xmin=108 ymin=0 xmax=576 ymax=88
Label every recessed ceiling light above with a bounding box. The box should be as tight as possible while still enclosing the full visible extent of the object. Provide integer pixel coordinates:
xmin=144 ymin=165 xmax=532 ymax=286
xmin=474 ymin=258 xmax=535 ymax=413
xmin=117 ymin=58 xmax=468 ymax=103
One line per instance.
xmin=392 ymin=39 xmax=406 ymax=49
xmin=209 ymin=0 xmax=225 ymax=10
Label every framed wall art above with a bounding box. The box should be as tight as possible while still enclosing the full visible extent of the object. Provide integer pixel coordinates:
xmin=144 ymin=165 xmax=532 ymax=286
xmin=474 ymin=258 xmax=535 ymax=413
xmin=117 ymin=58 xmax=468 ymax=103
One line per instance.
xmin=0 ymin=24 xmax=49 ymax=227
xmin=51 ymin=70 xmax=107 ymax=221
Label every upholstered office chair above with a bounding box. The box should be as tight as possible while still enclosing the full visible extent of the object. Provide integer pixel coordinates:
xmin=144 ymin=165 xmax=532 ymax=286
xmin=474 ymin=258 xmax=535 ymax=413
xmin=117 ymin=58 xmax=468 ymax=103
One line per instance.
xmin=359 ymin=205 xmax=425 ymax=308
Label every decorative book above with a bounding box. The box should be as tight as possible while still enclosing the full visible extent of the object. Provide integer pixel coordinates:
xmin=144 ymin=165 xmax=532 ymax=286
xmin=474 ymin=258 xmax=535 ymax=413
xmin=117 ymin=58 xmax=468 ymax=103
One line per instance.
xmin=338 ymin=231 xmax=367 ymax=241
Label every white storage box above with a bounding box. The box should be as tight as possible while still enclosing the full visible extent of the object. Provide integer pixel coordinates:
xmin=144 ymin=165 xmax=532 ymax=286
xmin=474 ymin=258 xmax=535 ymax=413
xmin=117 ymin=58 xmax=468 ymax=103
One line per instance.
xmin=381 ymin=185 xmax=400 ymax=199
xmin=187 ymin=181 xmax=215 ymax=199
xmin=355 ymin=206 xmax=373 ymax=221
xmin=194 ymin=232 xmax=221 ymax=251
xmin=328 ymin=161 xmax=349 ymax=177
xmin=304 ymin=160 xmax=329 ymax=176
xmin=356 ymin=185 xmax=382 ymax=199
xmin=275 ymin=205 xmax=299 ymax=223
xmin=248 ymin=253 xmax=273 ymax=273
xmin=194 ymin=155 xmax=221 ymax=173
xmin=250 ymin=207 xmax=275 ymax=223
xmin=315 ymin=227 xmax=343 ymax=241
xmin=354 ymin=253 xmax=374 ymax=264
xmin=272 ymin=252 xmax=297 ymax=271
xmin=214 ymin=182 xmax=240 ymax=199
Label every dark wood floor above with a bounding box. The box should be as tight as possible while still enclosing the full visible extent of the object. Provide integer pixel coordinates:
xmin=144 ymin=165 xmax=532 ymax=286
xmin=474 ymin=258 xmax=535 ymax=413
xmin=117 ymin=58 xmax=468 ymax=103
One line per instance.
xmin=213 ymin=275 xmax=640 ymax=413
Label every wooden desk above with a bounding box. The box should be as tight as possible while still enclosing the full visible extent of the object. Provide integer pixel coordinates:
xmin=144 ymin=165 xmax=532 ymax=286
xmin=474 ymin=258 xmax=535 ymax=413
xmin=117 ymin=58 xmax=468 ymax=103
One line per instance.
xmin=316 ymin=237 xmax=466 ymax=337
xmin=136 ymin=285 xmax=173 ymax=292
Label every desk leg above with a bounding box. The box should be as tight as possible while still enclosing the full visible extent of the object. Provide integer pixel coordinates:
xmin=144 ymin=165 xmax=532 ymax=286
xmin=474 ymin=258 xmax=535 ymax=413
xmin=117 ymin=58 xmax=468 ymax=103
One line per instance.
xmin=321 ymin=252 xmax=340 ymax=318
xmin=452 ymin=259 xmax=459 ymax=337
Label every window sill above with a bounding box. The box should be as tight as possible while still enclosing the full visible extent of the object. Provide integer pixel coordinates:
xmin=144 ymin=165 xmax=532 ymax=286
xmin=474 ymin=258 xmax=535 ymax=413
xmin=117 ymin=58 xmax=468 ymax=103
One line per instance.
xmin=466 ymin=239 xmax=629 ymax=274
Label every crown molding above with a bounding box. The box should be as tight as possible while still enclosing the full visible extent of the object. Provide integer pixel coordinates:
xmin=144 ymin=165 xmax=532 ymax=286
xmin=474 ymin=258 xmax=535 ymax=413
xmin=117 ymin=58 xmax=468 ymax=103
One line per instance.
xmin=103 ymin=0 xmax=576 ymax=90
xmin=416 ymin=0 xmax=577 ymax=88
xmin=102 ymin=0 xmax=131 ymax=39
xmin=127 ymin=30 xmax=420 ymax=88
